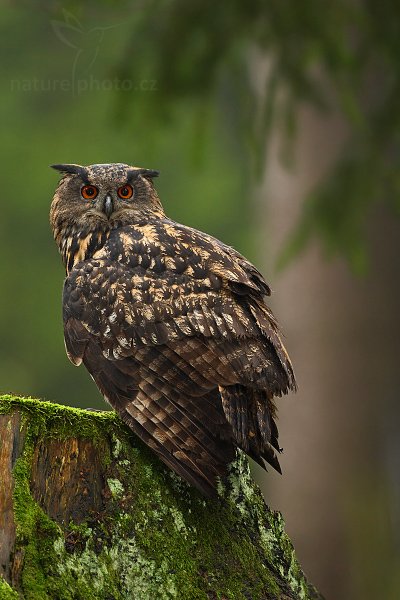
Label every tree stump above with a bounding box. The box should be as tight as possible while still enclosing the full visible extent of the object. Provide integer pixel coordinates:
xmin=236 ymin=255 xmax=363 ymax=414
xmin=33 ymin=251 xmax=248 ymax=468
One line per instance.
xmin=0 ymin=396 xmax=322 ymax=600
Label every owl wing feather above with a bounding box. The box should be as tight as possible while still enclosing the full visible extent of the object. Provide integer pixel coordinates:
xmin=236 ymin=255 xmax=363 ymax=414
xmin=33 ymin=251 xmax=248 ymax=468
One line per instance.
xmin=63 ymin=220 xmax=296 ymax=495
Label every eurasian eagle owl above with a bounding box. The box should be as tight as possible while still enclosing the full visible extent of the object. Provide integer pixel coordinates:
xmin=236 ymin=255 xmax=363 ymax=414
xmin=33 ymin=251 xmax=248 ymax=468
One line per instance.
xmin=50 ymin=162 xmax=296 ymax=496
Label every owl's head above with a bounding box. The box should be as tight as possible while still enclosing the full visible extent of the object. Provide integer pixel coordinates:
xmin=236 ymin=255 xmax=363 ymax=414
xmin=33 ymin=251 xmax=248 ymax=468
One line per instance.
xmin=50 ymin=162 xmax=162 ymax=272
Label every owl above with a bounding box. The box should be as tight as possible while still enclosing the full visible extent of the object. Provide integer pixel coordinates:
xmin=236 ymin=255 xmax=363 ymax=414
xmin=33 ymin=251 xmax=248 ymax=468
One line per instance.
xmin=50 ymin=163 xmax=296 ymax=497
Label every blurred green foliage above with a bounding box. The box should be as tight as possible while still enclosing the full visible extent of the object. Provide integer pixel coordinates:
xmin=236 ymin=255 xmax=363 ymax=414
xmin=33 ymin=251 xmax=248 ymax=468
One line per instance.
xmin=1 ymin=1 xmax=399 ymax=402
xmin=114 ymin=0 xmax=400 ymax=272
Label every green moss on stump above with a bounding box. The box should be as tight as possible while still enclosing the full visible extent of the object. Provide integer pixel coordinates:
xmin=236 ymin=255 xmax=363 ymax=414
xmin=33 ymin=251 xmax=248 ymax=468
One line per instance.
xmin=0 ymin=395 xmax=322 ymax=600
xmin=0 ymin=577 xmax=19 ymax=600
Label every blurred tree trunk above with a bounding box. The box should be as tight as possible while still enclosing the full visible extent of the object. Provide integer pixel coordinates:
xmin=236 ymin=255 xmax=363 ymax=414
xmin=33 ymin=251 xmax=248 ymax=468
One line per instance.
xmin=255 ymin=86 xmax=400 ymax=599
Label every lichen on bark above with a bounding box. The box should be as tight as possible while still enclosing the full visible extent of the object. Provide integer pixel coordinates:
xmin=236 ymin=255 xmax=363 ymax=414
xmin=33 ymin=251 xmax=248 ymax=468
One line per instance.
xmin=0 ymin=395 xmax=323 ymax=600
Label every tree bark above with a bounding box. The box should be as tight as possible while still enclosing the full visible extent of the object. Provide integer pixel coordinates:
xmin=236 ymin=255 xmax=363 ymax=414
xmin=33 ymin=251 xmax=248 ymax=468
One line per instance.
xmin=0 ymin=396 xmax=322 ymax=600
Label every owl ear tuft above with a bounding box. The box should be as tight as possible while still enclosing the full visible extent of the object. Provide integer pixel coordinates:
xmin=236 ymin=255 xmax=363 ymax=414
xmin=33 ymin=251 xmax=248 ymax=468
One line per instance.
xmin=128 ymin=168 xmax=160 ymax=181
xmin=50 ymin=164 xmax=89 ymax=182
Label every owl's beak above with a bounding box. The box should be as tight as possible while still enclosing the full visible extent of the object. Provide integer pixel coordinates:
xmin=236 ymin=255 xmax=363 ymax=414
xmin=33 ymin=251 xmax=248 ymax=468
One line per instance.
xmin=102 ymin=194 xmax=114 ymax=218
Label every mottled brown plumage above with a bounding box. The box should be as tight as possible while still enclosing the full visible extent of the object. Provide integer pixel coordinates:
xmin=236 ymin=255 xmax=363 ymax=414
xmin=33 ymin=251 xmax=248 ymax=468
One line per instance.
xmin=50 ymin=162 xmax=296 ymax=496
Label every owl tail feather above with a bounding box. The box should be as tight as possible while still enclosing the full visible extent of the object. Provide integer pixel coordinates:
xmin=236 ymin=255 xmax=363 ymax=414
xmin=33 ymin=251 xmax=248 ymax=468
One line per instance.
xmin=219 ymin=384 xmax=282 ymax=474
xmin=82 ymin=340 xmax=236 ymax=497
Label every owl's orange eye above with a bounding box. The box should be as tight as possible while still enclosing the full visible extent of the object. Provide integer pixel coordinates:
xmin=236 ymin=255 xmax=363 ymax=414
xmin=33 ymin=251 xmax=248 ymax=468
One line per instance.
xmin=117 ymin=184 xmax=133 ymax=199
xmin=81 ymin=185 xmax=98 ymax=200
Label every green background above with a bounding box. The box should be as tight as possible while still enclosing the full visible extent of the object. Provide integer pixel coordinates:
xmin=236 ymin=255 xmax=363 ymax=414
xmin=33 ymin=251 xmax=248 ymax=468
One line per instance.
xmin=1 ymin=3 xmax=400 ymax=599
